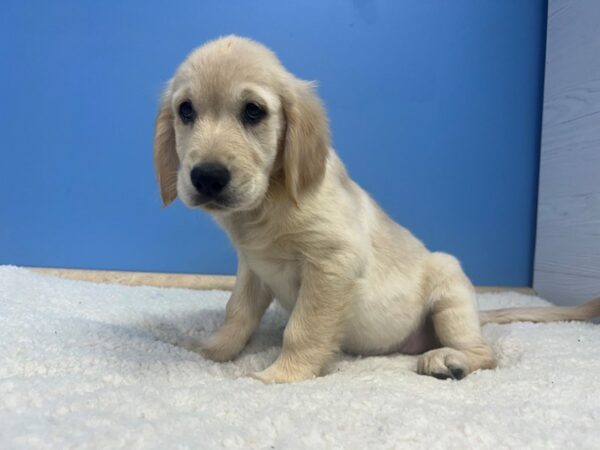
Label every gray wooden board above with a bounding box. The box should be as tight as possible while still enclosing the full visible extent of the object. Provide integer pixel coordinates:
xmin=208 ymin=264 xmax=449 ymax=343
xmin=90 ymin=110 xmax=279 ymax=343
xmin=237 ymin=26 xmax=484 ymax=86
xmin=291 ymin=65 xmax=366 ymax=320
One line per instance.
xmin=534 ymin=0 xmax=600 ymax=305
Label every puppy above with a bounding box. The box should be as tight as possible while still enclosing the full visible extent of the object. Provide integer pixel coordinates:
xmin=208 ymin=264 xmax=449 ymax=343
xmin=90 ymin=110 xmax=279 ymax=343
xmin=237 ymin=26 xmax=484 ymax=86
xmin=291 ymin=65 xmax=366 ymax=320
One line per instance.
xmin=154 ymin=36 xmax=600 ymax=383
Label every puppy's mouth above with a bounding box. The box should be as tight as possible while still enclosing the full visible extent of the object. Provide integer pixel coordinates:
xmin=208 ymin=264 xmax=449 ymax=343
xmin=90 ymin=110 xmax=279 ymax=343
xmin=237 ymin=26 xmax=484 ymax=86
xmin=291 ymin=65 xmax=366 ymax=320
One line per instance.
xmin=191 ymin=195 xmax=233 ymax=212
xmin=202 ymin=201 xmax=228 ymax=211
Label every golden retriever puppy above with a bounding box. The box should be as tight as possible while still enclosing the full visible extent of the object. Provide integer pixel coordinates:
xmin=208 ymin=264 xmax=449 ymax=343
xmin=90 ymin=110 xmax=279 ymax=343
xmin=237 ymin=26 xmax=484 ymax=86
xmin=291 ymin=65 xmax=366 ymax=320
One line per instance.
xmin=154 ymin=36 xmax=600 ymax=383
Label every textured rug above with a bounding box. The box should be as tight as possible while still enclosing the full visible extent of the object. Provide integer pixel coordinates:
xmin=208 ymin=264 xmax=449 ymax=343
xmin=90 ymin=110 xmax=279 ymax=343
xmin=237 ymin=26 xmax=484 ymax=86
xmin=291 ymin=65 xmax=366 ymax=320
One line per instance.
xmin=1 ymin=266 xmax=599 ymax=449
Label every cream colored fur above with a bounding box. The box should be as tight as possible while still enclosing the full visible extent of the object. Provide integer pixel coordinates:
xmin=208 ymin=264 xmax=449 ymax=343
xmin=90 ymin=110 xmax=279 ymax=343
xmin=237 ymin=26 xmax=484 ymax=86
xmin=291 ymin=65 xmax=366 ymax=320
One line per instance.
xmin=154 ymin=36 xmax=600 ymax=383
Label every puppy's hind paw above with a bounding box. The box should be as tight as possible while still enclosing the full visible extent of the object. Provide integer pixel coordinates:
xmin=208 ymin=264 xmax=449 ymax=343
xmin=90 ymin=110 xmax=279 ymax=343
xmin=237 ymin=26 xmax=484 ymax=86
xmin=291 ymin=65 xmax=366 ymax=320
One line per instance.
xmin=417 ymin=347 xmax=469 ymax=380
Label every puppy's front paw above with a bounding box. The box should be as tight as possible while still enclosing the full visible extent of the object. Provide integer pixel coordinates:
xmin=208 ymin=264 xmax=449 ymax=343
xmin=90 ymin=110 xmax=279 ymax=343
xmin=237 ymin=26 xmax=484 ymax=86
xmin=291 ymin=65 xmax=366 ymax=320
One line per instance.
xmin=178 ymin=336 xmax=205 ymax=354
xmin=202 ymin=334 xmax=245 ymax=362
xmin=250 ymin=360 xmax=316 ymax=384
xmin=179 ymin=334 xmax=241 ymax=362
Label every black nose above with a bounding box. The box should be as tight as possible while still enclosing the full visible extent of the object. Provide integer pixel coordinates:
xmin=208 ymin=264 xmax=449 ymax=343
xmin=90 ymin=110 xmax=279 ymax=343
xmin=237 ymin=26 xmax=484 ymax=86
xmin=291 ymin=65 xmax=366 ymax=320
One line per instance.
xmin=190 ymin=163 xmax=231 ymax=198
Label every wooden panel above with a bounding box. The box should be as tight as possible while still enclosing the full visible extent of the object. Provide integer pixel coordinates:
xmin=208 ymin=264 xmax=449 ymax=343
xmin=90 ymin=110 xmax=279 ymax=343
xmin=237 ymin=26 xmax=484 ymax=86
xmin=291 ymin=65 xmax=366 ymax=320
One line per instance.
xmin=28 ymin=267 xmax=535 ymax=296
xmin=30 ymin=267 xmax=237 ymax=291
xmin=535 ymin=271 xmax=600 ymax=305
xmin=534 ymin=0 xmax=600 ymax=305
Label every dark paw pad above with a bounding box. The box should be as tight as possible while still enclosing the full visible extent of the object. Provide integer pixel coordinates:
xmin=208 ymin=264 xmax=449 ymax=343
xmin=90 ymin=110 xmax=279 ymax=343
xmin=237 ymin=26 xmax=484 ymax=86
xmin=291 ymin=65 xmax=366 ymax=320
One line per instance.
xmin=450 ymin=367 xmax=465 ymax=380
xmin=432 ymin=372 xmax=451 ymax=380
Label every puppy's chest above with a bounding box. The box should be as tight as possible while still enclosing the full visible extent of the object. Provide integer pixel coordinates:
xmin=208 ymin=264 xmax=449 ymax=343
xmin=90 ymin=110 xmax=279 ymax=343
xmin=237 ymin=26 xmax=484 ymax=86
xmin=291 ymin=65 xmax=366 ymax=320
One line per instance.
xmin=244 ymin=253 xmax=301 ymax=311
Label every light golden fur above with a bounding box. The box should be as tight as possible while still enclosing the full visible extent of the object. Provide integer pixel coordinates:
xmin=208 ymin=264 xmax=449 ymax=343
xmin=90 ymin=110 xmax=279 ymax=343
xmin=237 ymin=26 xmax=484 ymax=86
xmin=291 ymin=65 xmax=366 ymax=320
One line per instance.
xmin=154 ymin=36 xmax=600 ymax=383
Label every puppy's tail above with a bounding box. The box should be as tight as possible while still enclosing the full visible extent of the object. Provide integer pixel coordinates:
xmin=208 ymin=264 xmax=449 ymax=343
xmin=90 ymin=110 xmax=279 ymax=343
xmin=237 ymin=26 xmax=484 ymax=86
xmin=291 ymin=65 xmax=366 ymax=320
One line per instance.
xmin=479 ymin=297 xmax=600 ymax=325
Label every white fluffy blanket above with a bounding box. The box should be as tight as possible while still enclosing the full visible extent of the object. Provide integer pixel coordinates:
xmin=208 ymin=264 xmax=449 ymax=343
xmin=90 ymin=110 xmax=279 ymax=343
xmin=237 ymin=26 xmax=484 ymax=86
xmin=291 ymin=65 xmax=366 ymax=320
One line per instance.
xmin=1 ymin=266 xmax=599 ymax=449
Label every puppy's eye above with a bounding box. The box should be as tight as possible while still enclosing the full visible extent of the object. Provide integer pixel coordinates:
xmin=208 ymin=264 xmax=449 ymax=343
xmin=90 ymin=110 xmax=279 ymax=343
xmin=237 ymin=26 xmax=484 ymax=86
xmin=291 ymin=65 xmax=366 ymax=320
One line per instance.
xmin=178 ymin=101 xmax=196 ymax=124
xmin=242 ymin=102 xmax=266 ymax=125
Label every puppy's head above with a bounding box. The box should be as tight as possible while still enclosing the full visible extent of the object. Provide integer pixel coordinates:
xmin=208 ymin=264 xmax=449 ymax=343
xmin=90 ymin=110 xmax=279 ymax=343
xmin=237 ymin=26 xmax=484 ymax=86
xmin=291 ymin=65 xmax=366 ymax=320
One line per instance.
xmin=154 ymin=35 xmax=330 ymax=213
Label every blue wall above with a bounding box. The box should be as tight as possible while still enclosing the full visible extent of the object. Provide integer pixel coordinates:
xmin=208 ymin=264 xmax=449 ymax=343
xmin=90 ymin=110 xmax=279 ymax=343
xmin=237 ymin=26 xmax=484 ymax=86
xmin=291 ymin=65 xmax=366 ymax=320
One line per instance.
xmin=0 ymin=0 xmax=546 ymax=286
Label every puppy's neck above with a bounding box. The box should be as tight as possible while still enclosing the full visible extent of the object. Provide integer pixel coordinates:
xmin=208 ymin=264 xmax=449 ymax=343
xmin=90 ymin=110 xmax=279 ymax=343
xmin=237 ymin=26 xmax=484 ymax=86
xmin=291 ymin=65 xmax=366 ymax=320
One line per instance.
xmin=216 ymin=176 xmax=303 ymax=251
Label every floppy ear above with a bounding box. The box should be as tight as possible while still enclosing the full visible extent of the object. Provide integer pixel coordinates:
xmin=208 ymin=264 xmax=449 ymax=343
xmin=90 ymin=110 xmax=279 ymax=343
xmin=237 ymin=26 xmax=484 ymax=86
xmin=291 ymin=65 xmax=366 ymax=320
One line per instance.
xmin=281 ymin=80 xmax=330 ymax=203
xmin=153 ymin=87 xmax=179 ymax=207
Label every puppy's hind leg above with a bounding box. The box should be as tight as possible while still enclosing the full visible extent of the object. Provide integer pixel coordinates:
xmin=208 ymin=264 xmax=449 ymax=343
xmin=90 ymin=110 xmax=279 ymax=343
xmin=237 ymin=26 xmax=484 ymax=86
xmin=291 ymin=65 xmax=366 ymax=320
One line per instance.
xmin=417 ymin=253 xmax=496 ymax=380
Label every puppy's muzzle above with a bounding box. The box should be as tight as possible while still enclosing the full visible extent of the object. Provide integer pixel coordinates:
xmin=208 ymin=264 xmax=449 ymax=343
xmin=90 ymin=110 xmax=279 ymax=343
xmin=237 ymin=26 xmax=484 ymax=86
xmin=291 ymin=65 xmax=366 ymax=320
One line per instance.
xmin=190 ymin=163 xmax=231 ymax=198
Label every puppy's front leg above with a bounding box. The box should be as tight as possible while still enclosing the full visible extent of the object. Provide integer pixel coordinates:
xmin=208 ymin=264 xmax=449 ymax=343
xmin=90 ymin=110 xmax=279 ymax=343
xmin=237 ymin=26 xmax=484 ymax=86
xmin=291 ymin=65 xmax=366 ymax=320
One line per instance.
xmin=200 ymin=260 xmax=272 ymax=362
xmin=252 ymin=262 xmax=351 ymax=384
